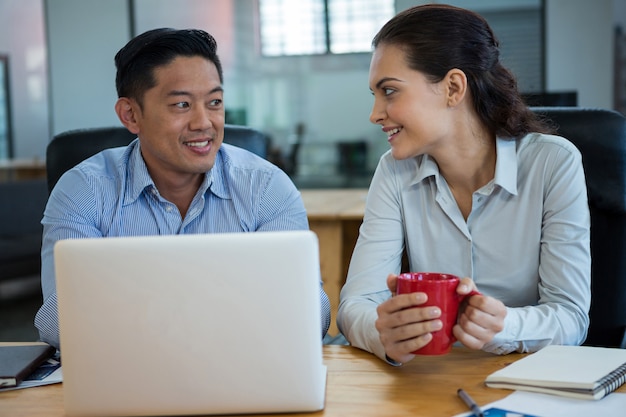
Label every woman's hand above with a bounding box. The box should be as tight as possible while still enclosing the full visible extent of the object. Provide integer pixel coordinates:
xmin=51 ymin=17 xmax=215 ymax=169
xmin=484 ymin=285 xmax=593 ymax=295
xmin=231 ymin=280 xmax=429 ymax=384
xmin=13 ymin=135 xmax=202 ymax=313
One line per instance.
xmin=376 ymin=274 xmax=507 ymax=362
xmin=453 ymin=279 xmax=507 ymax=349
xmin=375 ymin=274 xmax=443 ymax=363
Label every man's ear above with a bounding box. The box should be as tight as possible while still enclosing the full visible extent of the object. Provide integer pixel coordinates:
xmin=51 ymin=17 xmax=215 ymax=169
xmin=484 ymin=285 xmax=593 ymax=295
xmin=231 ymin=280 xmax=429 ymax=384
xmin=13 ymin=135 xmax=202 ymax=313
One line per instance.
xmin=115 ymin=98 xmax=140 ymax=134
xmin=444 ymin=68 xmax=468 ymax=107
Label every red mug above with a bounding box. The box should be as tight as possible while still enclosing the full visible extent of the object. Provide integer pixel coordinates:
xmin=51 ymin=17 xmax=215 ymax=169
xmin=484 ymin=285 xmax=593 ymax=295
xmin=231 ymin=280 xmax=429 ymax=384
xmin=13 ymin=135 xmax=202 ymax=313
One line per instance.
xmin=396 ymin=272 xmax=480 ymax=355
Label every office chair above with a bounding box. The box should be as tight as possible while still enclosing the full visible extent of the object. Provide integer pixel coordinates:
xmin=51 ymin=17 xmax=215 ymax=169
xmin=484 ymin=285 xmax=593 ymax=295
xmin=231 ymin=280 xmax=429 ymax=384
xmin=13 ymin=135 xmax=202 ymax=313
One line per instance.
xmin=46 ymin=127 xmax=135 ymax=193
xmin=531 ymin=107 xmax=626 ymax=349
xmin=46 ymin=124 xmax=270 ymax=193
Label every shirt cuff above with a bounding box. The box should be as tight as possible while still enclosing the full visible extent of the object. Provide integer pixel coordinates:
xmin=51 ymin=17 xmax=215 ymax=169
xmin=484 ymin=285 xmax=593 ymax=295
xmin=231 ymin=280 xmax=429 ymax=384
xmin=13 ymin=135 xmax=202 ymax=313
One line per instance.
xmin=384 ymin=354 xmax=403 ymax=366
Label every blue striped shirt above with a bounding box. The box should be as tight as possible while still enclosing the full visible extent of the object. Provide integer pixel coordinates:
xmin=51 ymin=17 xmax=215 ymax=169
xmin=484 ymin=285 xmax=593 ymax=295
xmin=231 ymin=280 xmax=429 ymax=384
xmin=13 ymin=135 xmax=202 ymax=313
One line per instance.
xmin=35 ymin=139 xmax=331 ymax=347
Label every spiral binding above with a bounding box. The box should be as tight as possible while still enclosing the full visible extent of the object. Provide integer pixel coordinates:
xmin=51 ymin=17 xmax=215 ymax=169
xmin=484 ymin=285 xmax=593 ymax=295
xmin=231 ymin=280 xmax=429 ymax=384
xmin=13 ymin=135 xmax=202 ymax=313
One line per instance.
xmin=596 ymin=361 xmax=626 ymax=395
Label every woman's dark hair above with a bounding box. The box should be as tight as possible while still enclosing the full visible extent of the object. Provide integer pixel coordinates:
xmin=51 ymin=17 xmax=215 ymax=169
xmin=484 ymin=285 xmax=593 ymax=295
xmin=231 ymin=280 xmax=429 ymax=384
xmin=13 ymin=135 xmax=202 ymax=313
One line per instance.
xmin=114 ymin=28 xmax=223 ymax=107
xmin=373 ymin=4 xmax=552 ymax=138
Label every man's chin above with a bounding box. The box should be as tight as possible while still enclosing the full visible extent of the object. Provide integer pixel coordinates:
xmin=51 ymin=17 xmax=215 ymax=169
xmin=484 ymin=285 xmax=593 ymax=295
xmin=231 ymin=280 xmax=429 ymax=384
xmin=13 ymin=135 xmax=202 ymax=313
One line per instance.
xmin=188 ymin=151 xmax=217 ymax=172
xmin=195 ymin=158 xmax=217 ymax=173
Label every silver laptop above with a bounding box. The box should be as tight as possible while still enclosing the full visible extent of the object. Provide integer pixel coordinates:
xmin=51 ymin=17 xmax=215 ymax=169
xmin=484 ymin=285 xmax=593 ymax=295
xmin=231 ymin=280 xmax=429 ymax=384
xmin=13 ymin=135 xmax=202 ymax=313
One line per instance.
xmin=55 ymin=230 xmax=326 ymax=417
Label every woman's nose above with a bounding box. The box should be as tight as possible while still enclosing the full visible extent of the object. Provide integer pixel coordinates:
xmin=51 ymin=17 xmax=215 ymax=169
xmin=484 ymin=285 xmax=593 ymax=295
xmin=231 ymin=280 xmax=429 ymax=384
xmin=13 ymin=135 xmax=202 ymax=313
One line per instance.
xmin=369 ymin=100 xmax=385 ymax=125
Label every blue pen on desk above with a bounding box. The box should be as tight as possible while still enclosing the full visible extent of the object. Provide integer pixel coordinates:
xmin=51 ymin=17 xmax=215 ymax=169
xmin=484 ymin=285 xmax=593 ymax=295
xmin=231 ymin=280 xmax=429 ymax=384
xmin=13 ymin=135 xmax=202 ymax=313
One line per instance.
xmin=457 ymin=388 xmax=484 ymax=417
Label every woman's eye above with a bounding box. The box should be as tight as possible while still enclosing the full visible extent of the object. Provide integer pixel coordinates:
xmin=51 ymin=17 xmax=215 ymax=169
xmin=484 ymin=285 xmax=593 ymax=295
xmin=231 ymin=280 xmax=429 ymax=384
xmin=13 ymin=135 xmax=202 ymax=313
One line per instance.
xmin=383 ymin=87 xmax=395 ymax=96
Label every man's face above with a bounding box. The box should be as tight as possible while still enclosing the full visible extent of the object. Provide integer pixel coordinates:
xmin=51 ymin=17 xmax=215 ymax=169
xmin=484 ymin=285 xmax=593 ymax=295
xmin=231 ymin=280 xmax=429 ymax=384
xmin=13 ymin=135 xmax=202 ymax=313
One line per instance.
xmin=131 ymin=56 xmax=225 ymax=186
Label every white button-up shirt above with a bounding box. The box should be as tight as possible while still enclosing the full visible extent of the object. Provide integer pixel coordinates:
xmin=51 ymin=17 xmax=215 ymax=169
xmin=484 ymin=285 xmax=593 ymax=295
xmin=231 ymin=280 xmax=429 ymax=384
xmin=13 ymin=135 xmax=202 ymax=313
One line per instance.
xmin=338 ymin=133 xmax=591 ymax=361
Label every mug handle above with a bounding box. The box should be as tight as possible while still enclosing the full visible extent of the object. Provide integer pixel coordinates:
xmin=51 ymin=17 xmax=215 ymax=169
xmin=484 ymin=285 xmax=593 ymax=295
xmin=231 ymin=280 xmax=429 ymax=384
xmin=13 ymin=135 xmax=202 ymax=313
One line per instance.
xmin=458 ymin=289 xmax=482 ymax=304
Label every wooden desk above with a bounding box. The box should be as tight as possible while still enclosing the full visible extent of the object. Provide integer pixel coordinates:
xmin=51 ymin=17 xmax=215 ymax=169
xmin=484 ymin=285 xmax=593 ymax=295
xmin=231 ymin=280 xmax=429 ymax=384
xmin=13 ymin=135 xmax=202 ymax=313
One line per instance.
xmin=0 ymin=159 xmax=46 ymax=182
xmin=4 ymin=345 xmax=624 ymax=417
xmin=300 ymin=189 xmax=367 ymax=336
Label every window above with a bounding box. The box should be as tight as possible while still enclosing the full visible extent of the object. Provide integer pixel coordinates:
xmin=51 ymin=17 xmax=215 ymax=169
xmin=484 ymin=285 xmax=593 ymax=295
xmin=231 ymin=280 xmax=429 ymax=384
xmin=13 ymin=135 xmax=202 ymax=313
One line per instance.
xmin=259 ymin=0 xmax=394 ymax=56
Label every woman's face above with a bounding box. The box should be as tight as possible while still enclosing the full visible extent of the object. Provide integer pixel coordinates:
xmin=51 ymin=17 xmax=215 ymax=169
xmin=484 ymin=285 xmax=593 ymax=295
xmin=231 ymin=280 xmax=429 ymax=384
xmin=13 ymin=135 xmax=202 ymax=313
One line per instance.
xmin=369 ymin=44 xmax=453 ymax=160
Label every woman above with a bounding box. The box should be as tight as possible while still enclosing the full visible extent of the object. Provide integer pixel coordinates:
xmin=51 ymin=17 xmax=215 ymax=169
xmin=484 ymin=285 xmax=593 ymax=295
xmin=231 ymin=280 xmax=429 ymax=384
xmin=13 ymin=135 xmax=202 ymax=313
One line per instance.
xmin=337 ymin=4 xmax=590 ymax=364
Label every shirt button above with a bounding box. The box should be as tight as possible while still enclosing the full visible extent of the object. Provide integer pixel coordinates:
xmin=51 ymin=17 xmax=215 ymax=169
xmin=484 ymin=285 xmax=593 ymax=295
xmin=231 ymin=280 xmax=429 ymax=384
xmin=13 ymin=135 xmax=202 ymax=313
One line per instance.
xmin=166 ymin=206 xmax=173 ymax=212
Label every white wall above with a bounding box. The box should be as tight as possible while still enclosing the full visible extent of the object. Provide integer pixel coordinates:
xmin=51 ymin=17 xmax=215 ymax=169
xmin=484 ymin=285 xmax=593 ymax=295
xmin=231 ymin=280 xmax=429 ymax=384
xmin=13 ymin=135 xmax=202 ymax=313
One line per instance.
xmin=133 ymin=0 xmax=236 ymax=71
xmin=545 ymin=0 xmax=614 ymax=108
xmin=46 ymin=0 xmax=130 ymax=135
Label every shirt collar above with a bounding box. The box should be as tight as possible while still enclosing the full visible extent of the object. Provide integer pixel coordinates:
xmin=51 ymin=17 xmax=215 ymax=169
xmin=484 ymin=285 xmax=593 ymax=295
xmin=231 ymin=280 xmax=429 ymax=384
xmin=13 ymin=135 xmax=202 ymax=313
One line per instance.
xmin=204 ymin=149 xmax=229 ymax=200
xmin=125 ymin=140 xmax=152 ymax=202
xmin=493 ymin=137 xmax=518 ymax=195
xmin=409 ymin=137 xmax=518 ymax=196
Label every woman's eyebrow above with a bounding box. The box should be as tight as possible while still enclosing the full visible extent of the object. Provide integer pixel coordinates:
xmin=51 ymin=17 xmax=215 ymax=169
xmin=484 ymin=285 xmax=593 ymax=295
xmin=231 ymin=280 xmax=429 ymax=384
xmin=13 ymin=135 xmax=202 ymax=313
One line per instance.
xmin=374 ymin=77 xmax=403 ymax=90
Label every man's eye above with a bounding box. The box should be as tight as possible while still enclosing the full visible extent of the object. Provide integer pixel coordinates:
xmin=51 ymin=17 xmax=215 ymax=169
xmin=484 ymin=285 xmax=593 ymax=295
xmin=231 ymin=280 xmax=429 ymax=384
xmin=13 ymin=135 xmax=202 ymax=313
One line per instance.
xmin=209 ymin=99 xmax=223 ymax=107
xmin=175 ymin=102 xmax=190 ymax=109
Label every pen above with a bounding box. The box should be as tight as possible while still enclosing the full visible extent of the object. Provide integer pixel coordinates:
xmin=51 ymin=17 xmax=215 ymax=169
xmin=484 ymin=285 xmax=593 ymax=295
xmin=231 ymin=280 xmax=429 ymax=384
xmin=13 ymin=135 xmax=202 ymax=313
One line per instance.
xmin=457 ymin=388 xmax=484 ymax=417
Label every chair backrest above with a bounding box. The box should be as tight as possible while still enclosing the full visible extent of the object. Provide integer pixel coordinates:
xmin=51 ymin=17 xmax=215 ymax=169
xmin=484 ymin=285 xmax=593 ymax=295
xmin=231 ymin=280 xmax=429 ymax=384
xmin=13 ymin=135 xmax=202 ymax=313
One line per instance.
xmin=46 ymin=127 xmax=136 ymax=193
xmin=531 ymin=107 xmax=626 ymax=348
xmin=46 ymin=124 xmax=269 ymax=193
xmin=222 ymin=124 xmax=269 ymax=160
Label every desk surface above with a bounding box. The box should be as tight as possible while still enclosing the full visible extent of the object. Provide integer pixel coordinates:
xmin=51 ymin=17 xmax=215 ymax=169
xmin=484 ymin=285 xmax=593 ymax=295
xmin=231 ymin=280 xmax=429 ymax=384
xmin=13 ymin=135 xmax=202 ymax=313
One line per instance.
xmin=0 ymin=158 xmax=45 ymax=168
xmin=300 ymin=188 xmax=368 ymax=220
xmin=6 ymin=344 xmax=622 ymax=417
xmin=0 ymin=158 xmax=47 ymax=181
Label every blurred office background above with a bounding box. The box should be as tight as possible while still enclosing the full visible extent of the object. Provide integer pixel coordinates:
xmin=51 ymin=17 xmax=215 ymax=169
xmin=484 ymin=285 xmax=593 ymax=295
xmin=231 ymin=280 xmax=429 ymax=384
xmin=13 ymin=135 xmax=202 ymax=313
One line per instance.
xmin=1 ymin=0 xmax=626 ymax=340
xmin=1 ymin=0 xmax=626 ymax=174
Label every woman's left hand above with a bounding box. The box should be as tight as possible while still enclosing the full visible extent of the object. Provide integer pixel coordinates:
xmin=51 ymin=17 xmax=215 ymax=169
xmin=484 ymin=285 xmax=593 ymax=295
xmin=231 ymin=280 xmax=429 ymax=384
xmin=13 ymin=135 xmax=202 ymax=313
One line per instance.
xmin=453 ymin=279 xmax=507 ymax=349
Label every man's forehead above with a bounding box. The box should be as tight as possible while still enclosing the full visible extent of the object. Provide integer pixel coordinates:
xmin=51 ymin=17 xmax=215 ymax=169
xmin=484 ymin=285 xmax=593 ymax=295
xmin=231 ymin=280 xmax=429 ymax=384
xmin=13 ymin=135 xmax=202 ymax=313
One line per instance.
xmin=150 ymin=57 xmax=221 ymax=91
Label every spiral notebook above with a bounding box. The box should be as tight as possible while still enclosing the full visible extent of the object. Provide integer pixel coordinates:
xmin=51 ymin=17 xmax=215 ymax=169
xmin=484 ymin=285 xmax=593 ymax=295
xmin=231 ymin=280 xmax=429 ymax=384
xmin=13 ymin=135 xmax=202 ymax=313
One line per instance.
xmin=485 ymin=345 xmax=626 ymax=400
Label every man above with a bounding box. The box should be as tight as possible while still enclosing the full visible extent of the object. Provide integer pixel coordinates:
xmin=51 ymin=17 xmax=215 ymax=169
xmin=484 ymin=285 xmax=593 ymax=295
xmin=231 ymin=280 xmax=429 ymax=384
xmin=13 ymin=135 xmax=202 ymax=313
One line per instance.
xmin=35 ymin=28 xmax=331 ymax=348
